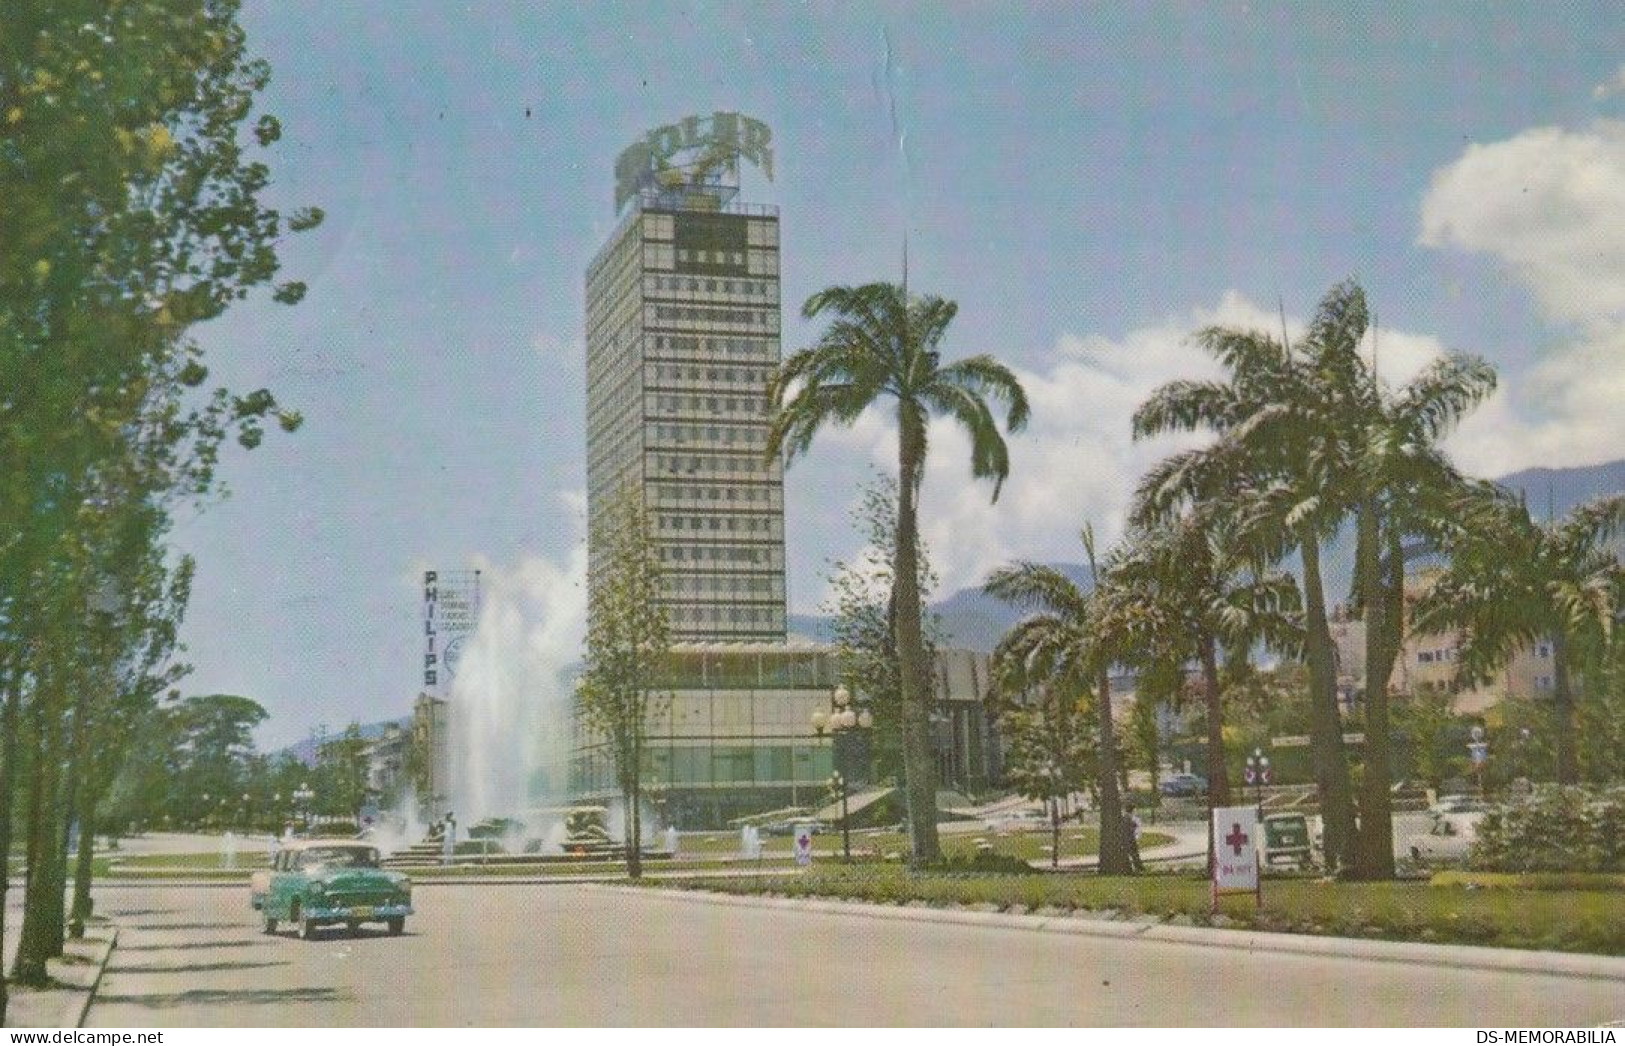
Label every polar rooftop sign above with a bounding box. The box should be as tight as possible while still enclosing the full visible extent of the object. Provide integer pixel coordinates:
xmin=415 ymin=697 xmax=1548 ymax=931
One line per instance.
xmin=614 ymin=111 xmax=774 ymax=211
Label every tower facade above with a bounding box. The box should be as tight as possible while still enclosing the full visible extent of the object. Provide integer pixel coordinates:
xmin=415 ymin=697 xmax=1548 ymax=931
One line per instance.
xmin=584 ymin=113 xmax=786 ymax=642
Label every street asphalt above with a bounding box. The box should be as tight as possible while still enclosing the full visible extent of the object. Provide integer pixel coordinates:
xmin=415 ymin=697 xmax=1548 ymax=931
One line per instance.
xmin=80 ymin=880 xmax=1625 ymax=1027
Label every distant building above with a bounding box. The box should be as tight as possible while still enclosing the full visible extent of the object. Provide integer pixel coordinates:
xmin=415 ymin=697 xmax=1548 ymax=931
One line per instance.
xmin=409 ymin=692 xmax=449 ymax=816
xmin=1329 ymin=567 xmax=1558 ymax=716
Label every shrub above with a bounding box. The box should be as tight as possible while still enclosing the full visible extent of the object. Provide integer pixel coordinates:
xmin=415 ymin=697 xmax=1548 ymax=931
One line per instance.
xmin=1470 ymin=786 xmax=1625 ymax=872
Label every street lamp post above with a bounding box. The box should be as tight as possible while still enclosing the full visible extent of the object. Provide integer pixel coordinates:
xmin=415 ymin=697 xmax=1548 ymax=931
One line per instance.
xmin=1244 ymin=748 xmax=1271 ymax=809
xmin=811 ymin=684 xmax=873 ymax=862
xmin=293 ymin=782 xmax=315 ymax=834
xmin=828 ymin=771 xmax=850 ymax=859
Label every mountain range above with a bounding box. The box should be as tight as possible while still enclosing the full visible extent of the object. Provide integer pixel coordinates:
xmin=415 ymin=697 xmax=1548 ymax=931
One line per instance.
xmin=789 ymin=457 xmax=1625 ymax=653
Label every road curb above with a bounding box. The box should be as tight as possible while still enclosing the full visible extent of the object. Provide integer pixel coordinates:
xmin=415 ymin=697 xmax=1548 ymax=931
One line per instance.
xmin=609 ymin=884 xmax=1625 ymax=983
xmin=1 ymin=927 xmax=117 ymax=1029
xmin=72 ymin=928 xmax=117 ymax=1028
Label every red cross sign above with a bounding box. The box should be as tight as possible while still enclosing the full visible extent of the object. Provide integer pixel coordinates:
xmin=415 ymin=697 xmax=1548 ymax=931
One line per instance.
xmin=1212 ymin=805 xmax=1260 ymax=899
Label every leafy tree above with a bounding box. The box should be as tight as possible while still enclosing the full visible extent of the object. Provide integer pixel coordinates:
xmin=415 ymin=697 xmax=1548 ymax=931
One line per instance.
xmin=1414 ymin=488 xmax=1625 ymax=784
xmin=998 ymin=702 xmax=1094 ymax=867
xmin=315 ymin=724 xmax=370 ymax=825
xmin=820 ymin=473 xmax=944 ymax=786
xmin=1389 ymin=687 xmax=1466 ymax=794
xmin=1127 ymin=659 xmax=1183 ymax=809
xmin=576 ymin=487 xmax=670 ymax=880
xmin=769 ymin=282 xmax=1029 ymax=865
xmin=166 ymin=694 xmax=270 ymax=825
xmin=0 ymin=0 xmax=318 ymax=1011
xmin=985 ymin=529 xmax=1132 ymax=876
xmin=1575 ymin=632 xmax=1625 ymax=784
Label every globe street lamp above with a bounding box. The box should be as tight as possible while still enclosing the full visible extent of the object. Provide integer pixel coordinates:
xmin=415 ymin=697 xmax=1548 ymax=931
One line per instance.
xmin=1244 ymin=748 xmax=1271 ymax=808
xmin=293 ymin=782 xmax=315 ymax=833
xmin=811 ymin=685 xmax=872 ymax=861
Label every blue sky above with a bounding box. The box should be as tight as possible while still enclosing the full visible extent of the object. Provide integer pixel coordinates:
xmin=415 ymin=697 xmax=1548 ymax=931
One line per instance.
xmin=181 ymin=3 xmax=1625 ymax=747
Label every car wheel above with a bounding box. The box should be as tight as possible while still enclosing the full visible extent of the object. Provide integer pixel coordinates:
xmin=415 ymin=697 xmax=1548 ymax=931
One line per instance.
xmin=263 ymin=914 xmax=278 ymax=935
xmin=292 ymin=902 xmax=318 ymax=940
xmin=1410 ymin=845 xmax=1423 ymax=861
xmin=346 ymin=921 xmax=361 ymax=937
xmin=387 ymin=917 xmax=405 ymax=936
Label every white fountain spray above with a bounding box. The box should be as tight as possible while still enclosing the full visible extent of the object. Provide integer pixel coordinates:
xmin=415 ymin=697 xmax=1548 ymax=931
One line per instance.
xmin=446 ymin=544 xmax=588 ymax=827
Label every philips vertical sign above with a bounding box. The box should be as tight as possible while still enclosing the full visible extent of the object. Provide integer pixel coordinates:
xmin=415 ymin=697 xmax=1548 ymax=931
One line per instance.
xmin=423 ymin=569 xmax=480 ymax=697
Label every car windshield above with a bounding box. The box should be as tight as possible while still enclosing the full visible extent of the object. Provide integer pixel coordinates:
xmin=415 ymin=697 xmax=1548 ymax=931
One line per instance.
xmin=304 ymin=846 xmax=379 ymax=868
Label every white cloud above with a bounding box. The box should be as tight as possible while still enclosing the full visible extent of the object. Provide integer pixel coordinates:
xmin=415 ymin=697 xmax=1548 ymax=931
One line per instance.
xmin=1593 ymin=65 xmax=1625 ymax=101
xmin=1419 ymin=121 xmax=1625 ymax=326
xmin=1417 ymin=120 xmax=1625 ymax=473
xmin=786 ymin=291 xmax=1544 ymax=605
xmin=799 ymin=294 xmax=1331 ymax=597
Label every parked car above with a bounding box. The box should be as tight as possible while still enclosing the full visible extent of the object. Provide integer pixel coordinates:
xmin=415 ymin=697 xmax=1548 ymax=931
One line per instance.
xmin=1407 ymin=809 xmax=1487 ymax=864
xmin=1159 ymin=773 xmax=1208 ymax=798
xmin=1262 ymin=812 xmax=1315 ymax=869
xmin=255 ymin=839 xmax=413 ymax=939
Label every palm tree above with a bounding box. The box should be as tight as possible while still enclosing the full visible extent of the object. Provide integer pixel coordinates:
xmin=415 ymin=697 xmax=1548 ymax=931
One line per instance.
xmin=768 ymin=283 xmax=1029 ymax=865
xmin=1103 ymin=512 xmax=1301 ymax=868
xmin=1132 ymin=282 xmax=1365 ymax=869
xmin=1345 ymin=354 xmax=1495 ymax=878
xmin=1413 ymin=487 xmax=1625 ymax=784
xmin=984 ymin=530 xmax=1133 ymax=876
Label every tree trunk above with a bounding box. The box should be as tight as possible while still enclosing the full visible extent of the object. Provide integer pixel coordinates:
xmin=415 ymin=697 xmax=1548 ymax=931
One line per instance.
xmin=1050 ymin=797 xmax=1060 ymax=868
xmin=625 ymin=733 xmax=643 ymax=880
xmin=1095 ymin=664 xmax=1132 ymax=875
xmin=1352 ymin=500 xmax=1397 ymax=880
xmin=14 ymin=690 xmax=65 ymax=985
xmin=70 ymin=746 xmax=102 ymax=938
xmin=1552 ymin=632 xmax=1577 ymax=785
xmin=0 ymin=658 xmax=20 ymax=1023
xmin=893 ymin=411 xmax=941 ymax=866
xmin=1299 ymin=529 xmax=1357 ymax=872
xmin=1199 ymin=634 xmax=1231 ymax=875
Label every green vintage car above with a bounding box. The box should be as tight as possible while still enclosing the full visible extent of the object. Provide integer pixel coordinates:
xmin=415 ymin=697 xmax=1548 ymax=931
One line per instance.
xmin=255 ymin=839 xmax=413 ymax=939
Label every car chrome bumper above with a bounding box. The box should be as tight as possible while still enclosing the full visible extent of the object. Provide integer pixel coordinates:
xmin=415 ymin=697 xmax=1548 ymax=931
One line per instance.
xmin=306 ymin=903 xmax=413 ymax=920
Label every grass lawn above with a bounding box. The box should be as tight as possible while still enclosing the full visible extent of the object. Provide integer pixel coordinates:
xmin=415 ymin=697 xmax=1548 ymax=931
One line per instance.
xmin=648 ymin=864 xmax=1625 ymax=956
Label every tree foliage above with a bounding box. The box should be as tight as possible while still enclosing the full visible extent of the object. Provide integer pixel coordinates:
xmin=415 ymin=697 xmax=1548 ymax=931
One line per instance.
xmin=576 ymin=487 xmax=670 ymax=879
xmin=0 ymin=0 xmax=319 ymax=1005
xmin=819 ymin=473 xmax=943 ymax=786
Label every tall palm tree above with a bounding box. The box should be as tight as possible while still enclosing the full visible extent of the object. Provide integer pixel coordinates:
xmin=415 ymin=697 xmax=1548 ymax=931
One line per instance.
xmin=1103 ymin=512 xmax=1301 ymax=866
xmin=1132 ymin=282 xmax=1365 ymax=869
xmin=1413 ymin=487 xmax=1625 ymax=784
xmin=984 ymin=529 xmax=1133 ymax=875
xmin=768 ymin=283 xmax=1029 ymax=865
xmin=1346 ymin=354 xmax=1495 ymax=879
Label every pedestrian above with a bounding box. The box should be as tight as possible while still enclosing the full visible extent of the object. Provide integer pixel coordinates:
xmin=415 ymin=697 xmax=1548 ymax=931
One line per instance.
xmin=1122 ymin=804 xmax=1144 ymax=873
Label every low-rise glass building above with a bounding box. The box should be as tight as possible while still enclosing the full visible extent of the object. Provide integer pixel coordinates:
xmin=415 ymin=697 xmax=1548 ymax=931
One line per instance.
xmin=568 ymin=641 xmax=1000 ymax=828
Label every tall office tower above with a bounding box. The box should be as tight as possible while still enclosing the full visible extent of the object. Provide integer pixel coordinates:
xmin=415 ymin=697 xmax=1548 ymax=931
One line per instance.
xmin=584 ymin=113 xmax=786 ymax=642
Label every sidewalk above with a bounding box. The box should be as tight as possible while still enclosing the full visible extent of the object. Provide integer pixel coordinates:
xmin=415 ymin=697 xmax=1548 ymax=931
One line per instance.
xmin=2 ymin=909 xmax=118 ymax=1028
xmin=1039 ymin=820 xmax=1209 ymax=870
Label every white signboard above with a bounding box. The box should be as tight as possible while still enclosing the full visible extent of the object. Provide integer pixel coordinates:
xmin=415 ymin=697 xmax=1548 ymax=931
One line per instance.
xmin=793 ymin=824 xmax=814 ymax=867
xmin=423 ymin=569 xmax=481 ymax=698
xmin=1212 ymin=805 xmax=1260 ymax=894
